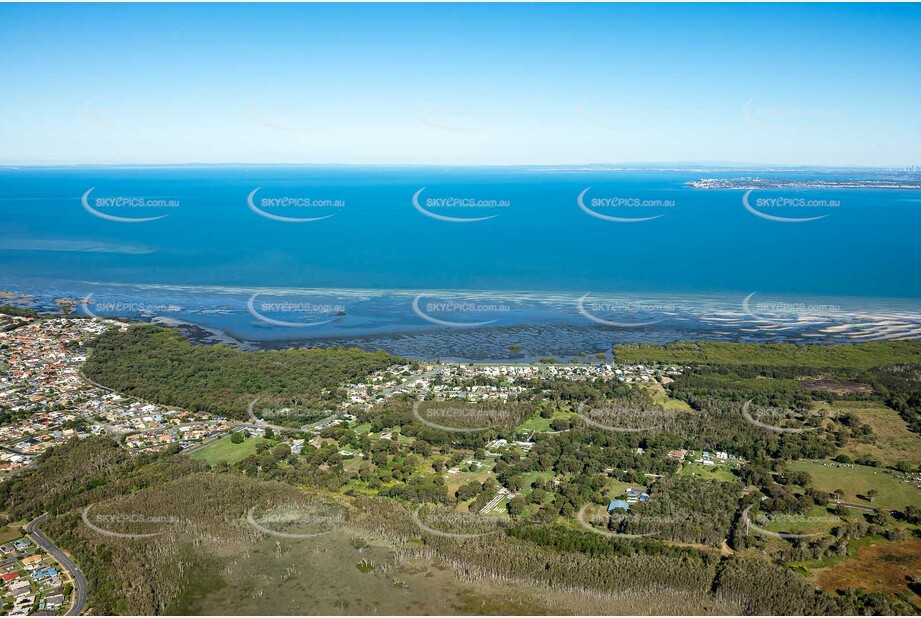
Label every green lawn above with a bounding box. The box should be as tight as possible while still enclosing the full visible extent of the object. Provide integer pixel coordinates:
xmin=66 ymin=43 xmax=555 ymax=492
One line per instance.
xmin=760 ymin=504 xmax=844 ymax=535
xmin=189 ymin=435 xmax=271 ymax=465
xmin=788 ymin=460 xmax=921 ymax=510
xmin=519 ymin=471 xmax=554 ymax=496
xmin=0 ymin=526 xmax=23 ymax=545
xmin=605 ymin=479 xmax=637 ymax=501
xmin=679 ymin=461 xmax=738 ymax=483
xmin=514 ymin=411 xmax=577 ymax=434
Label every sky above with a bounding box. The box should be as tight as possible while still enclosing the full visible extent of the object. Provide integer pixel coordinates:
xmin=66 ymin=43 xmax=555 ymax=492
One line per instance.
xmin=1 ymin=3 xmax=919 ymax=167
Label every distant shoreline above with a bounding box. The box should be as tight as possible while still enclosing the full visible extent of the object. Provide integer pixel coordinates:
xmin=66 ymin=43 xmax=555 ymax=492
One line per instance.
xmin=687 ymin=177 xmax=921 ymax=190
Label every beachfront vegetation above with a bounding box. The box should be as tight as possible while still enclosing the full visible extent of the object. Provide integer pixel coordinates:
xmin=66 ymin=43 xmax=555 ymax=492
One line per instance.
xmin=83 ymin=325 xmax=400 ymax=418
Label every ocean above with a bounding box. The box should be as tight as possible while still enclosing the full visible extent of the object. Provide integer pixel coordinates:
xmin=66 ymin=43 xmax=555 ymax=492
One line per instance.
xmin=1 ymin=165 xmax=919 ymax=360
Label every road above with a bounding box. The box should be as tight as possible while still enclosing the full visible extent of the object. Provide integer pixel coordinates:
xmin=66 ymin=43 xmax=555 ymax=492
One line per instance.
xmin=26 ymin=513 xmax=87 ymax=616
xmin=832 ymin=500 xmax=884 ymax=513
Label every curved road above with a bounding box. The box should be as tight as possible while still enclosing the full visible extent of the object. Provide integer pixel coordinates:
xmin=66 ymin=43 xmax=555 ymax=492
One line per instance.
xmin=26 ymin=514 xmax=87 ymax=616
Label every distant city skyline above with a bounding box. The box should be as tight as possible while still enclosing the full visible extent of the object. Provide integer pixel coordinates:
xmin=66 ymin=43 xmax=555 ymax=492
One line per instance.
xmin=1 ymin=3 xmax=920 ymax=167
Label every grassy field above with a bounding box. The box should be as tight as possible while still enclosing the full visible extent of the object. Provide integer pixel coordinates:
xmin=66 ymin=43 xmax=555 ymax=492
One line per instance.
xmin=0 ymin=525 xmax=23 ymax=545
xmin=515 ymin=411 xmax=577 ymax=433
xmin=820 ymin=401 xmax=921 ymax=467
xmin=519 ymin=471 xmax=555 ymax=497
xmin=679 ymin=461 xmax=738 ymax=483
xmin=188 ymin=435 xmax=272 ymax=465
xmin=638 ymin=382 xmax=692 ymax=411
xmin=788 ymin=460 xmax=921 ymax=510
xmin=604 ymin=479 xmax=638 ymax=501
xmin=761 ymin=505 xmax=844 ymax=536
xmin=445 ymin=468 xmax=493 ymax=496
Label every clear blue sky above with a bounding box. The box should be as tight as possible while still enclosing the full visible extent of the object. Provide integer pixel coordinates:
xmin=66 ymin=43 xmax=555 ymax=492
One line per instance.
xmin=1 ymin=3 xmax=919 ymax=166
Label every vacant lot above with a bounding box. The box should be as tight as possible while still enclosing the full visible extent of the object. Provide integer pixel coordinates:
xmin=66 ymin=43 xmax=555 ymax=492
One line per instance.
xmin=189 ymin=435 xmax=271 ymax=465
xmin=822 ymin=401 xmax=921 ymax=467
xmin=788 ymin=460 xmax=921 ymax=510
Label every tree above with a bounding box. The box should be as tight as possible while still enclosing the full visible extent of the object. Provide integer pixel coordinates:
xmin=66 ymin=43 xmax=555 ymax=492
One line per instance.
xmin=866 ymin=489 xmax=878 ymax=503
xmin=230 ymin=432 xmax=244 ymax=444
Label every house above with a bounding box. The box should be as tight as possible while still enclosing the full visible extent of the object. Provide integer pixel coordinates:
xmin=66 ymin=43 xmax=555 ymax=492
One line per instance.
xmin=9 ymin=580 xmax=31 ymax=596
xmin=626 ymin=487 xmax=650 ymax=503
xmin=43 ymin=594 xmax=65 ymax=609
xmin=34 ymin=567 xmax=57 ymax=580
xmin=12 ymin=539 xmax=30 ymax=551
xmin=20 ymin=554 xmax=42 ymax=567
xmin=608 ymin=499 xmax=630 ymax=512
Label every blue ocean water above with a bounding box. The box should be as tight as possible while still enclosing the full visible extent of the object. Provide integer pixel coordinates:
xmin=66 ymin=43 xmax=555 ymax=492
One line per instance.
xmin=1 ymin=165 xmax=919 ymax=358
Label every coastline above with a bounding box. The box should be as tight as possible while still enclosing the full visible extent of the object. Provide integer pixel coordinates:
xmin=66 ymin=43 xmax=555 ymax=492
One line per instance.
xmin=4 ymin=283 xmax=921 ymax=362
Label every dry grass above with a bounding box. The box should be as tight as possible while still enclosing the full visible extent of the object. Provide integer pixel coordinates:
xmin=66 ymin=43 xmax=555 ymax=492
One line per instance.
xmin=813 ymin=537 xmax=921 ymax=600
